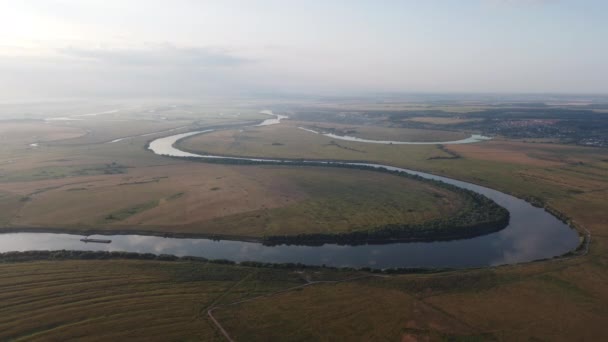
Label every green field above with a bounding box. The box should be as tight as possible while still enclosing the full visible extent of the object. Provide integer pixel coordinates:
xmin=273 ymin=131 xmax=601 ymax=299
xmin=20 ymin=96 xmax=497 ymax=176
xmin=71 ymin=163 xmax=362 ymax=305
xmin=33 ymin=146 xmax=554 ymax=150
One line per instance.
xmin=2 ymin=101 xmax=608 ymax=340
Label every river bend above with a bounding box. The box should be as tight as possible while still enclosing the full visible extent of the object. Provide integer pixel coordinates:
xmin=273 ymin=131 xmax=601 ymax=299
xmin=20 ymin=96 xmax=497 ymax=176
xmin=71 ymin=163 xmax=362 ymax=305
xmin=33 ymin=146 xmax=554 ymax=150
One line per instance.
xmin=0 ymin=113 xmax=580 ymax=269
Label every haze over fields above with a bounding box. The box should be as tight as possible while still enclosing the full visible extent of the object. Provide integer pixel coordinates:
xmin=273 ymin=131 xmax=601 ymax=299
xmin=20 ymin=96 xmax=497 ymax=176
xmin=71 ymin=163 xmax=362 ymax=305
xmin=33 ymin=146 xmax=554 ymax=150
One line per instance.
xmin=1 ymin=0 xmax=608 ymax=100
xmin=2 ymin=1 xmax=608 ymax=341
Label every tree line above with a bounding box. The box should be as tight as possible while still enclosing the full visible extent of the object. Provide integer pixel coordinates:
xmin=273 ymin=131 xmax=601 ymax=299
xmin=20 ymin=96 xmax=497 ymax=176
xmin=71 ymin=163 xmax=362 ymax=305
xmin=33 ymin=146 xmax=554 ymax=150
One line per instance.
xmin=0 ymin=250 xmax=450 ymax=274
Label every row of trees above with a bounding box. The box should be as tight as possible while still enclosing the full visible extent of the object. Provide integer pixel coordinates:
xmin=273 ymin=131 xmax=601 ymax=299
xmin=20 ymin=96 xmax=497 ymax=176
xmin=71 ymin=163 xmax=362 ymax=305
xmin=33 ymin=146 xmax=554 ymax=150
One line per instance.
xmin=0 ymin=250 xmax=451 ymax=274
xmin=0 ymin=250 xmax=185 ymax=262
xmin=263 ymin=195 xmax=509 ymax=245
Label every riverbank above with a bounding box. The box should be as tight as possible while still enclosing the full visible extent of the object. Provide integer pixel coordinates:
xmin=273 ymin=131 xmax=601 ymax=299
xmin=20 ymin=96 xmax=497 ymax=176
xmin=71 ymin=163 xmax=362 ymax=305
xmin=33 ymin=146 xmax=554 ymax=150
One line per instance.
xmin=0 ymin=114 xmax=582 ymax=269
xmin=173 ymin=125 xmax=591 ymax=245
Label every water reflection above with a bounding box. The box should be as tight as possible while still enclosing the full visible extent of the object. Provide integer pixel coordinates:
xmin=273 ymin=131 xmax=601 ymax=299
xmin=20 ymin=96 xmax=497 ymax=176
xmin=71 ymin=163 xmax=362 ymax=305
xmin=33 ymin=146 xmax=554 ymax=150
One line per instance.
xmin=0 ymin=121 xmax=580 ymax=269
xmin=0 ymin=213 xmax=578 ymax=269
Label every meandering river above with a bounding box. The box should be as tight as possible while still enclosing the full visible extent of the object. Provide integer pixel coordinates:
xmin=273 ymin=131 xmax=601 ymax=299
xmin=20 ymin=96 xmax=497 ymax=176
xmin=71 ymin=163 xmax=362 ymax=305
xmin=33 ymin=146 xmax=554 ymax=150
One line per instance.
xmin=0 ymin=112 xmax=580 ymax=269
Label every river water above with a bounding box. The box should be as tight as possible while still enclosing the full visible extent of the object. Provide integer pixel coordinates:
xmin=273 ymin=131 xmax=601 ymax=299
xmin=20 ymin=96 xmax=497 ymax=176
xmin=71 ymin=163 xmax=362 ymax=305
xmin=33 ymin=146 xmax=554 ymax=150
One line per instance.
xmin=0 ymin=113 xmax=580 ymax=269
xmin=297 ymin=127 xmax=492 ymax=145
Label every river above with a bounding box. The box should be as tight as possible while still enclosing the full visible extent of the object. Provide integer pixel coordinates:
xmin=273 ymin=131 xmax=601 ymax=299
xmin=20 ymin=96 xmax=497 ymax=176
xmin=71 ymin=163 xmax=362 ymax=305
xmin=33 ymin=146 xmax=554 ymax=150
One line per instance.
xmin=0 ymin=112 xmax=580 ymax=269
xmin=297 ymin=127 xmax=492 ymax=145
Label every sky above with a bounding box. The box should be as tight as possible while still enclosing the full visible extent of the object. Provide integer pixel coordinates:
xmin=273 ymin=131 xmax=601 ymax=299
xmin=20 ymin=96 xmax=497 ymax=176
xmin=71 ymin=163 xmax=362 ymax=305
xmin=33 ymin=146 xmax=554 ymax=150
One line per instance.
xmin=0 ymin=0 xmax=607 ymax=99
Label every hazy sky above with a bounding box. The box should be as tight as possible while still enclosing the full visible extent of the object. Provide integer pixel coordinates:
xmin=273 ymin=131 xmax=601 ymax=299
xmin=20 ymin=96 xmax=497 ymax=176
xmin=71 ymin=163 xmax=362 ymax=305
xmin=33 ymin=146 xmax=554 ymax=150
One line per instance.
xmin=1 ymin=0 xmax=607 ymax=99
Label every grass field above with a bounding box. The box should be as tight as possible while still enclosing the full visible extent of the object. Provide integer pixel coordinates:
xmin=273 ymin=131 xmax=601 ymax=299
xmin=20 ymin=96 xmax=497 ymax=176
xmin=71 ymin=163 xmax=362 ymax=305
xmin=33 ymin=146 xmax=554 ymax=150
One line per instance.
xmin=408 ymin=116 xmax=482 ymax=125
xmin=183 ymin=125 xmax=608 ymax=246
xmin=175 ymin=118 xmax=608 ymax=340
xmin=2 ymin=103 xmax=608 ymax=340
xmin=179 ymin=123 xmax=455 ymax=162
xmin=181 ymin=124 xmax=608 ymax=222
xmin=298 ymin=122 xmax=468 ymax=141
xmin=301 ymin=102 xmax=490 ymax=113
xmin=0 ymin=259 xmax=312 ymax=341
xmin=0 ymin=117 xmax=479 ymax=238
xmin=0 ymin=122 xmax=86 ymax=146
xmin=2 ymin=257 xmax=606 ymax=341
xmin=0 ymin=162 xmax=465 ymax=237
xmin=215 ymin=258 xmax=608 ymax=341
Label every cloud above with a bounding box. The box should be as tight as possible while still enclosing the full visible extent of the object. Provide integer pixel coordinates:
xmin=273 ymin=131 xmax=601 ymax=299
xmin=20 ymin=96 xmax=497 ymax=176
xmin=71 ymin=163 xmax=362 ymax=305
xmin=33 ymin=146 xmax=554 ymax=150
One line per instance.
xmin=58 ymin=44 xmax=252 ymax=68
xmin=487 ymin=0 xmax=559 ymax=6
xmin=0 ymin=43 xmax=260 ymax=99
